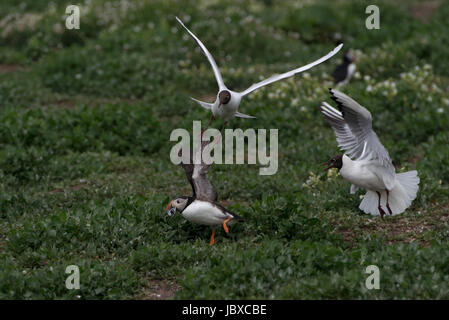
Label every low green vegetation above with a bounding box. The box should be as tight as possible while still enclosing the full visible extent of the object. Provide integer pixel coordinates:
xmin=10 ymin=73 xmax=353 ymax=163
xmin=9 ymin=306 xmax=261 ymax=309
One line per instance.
xmin=0 ymin=0 xmax=448 ymax=299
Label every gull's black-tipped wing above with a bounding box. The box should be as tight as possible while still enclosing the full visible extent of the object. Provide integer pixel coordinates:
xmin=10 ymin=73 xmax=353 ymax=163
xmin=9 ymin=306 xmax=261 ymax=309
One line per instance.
xmin=178 ymin=140 xmax=218 ymax=202
xmin=176 ymin=17 xmax=225 ymax=91
xmin=240 ymin=44 xmax=343 ymax=97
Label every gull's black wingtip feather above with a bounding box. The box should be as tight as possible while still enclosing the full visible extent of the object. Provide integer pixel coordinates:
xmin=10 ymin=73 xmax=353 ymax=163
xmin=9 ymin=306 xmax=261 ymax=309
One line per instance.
xmin=328 ymin=88 xmax=344 ymax=112
xmin=330 ymin=91 xmax=338 ymax=102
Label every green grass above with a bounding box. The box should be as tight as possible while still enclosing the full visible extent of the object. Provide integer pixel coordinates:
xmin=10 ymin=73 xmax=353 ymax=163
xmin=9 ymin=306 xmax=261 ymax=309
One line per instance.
xmin=1 ymin=0 xmax=449 ymax=299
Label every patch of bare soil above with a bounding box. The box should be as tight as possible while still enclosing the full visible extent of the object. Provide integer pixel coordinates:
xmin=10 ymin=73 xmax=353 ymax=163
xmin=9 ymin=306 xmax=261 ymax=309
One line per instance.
xmin=138 ymin=279 xmax=181 ymax=300
xmin=46 ymin=96 xmax=139 ymax=109
xmin=338 ymin=227 xmax=364 ymax=243
xmin=0 ymin=64 xmax=25 ymax=73
xmin=198 ymin=94 xmax=216 ymax=102
xmin=48 ymin=181 xmax=88 ymax=194
xmin=382 ymin=219 xmax=432 ymax=245
xmin=339 ymin=203 xmax=449 ymax=246
xmin=49 ymin=98 xmax=78 ymax=109
xmin=411 ymin=0 xmax=441 ymax=22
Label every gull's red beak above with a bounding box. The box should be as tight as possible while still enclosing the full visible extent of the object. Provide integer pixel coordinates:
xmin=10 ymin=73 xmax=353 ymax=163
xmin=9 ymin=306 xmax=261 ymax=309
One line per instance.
xmin=320 ymin=160 xmax=333 ymax=171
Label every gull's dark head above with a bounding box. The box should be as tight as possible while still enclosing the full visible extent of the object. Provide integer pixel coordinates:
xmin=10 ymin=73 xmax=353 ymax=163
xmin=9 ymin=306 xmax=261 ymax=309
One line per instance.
xmin=218 ymin=90 xmax=231 ymax=107
xmin=165 ymin=197 xmax=189 ymax=216
xmin=321 ymin=154 xmax=343 ymax=171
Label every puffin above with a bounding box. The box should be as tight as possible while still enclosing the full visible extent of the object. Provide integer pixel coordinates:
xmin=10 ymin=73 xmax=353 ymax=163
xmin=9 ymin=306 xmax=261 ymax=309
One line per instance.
xmin=319 ymin=89 xmax=419 ymax=218
xmin=166 ymin=140 xmax=243 ymax=245
xmin=176 ymin=16 xmax=343 ymax=132
xmin=332 ymin=50 xmax=356 ymax=86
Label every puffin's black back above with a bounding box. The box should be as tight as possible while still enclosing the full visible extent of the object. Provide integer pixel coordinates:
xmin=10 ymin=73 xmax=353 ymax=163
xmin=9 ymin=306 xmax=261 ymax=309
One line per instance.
xmin=332 ymin=60 xmax=350 ymax=84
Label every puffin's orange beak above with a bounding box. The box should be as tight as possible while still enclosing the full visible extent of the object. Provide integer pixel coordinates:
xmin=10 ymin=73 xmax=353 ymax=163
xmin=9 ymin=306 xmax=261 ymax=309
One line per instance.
xmin=165 ymin=200 xmax=173 ymax=212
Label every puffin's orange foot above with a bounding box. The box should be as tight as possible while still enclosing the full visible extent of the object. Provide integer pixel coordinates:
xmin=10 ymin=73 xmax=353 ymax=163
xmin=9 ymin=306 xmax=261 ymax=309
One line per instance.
xmin=222 ymin=217 xmax=231 ymax=234
xmin=209 ymin=228 xmax=215 ymax=246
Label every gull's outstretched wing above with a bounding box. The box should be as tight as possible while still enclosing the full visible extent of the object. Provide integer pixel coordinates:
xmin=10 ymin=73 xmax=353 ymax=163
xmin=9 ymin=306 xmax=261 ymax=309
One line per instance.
xmin=191 ymin=97 xmax=213 ymax=110
xmin=320 ymin=101 xmax=360 ymax=159
xmin=320 ymin=89 xmax=395 ymax=188
xmin=176 ymin=17 xmax=225 ymax=91
xmin=240 ymin=43 xmax=343 ymax=97
xmin=178 ymin=140 xmax=218 ymax=202
xmin=235 ymin=111 xmax=256 ymax=119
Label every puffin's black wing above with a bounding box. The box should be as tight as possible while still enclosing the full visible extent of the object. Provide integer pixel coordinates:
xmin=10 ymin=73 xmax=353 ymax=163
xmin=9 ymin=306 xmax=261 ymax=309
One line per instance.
xmin=179 ymin=140 xmax=218 ymax=202
xmin=178 ymin=146 xmax=195 ymax=198
xmin=212 ymin=202 xmax=244 ymax=222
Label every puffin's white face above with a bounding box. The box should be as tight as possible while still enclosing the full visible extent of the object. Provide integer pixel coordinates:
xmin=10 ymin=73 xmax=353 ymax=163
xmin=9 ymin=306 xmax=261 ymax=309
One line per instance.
xmin=345 ymin=50 xmax=356 ymax=63
xmin=166 ymin=198 xmax=189 ymax=216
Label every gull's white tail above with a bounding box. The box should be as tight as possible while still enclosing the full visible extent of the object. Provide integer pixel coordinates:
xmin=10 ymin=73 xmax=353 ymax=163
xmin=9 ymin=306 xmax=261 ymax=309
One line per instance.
xmin=359 ymin=170 xmax=419 ymax=216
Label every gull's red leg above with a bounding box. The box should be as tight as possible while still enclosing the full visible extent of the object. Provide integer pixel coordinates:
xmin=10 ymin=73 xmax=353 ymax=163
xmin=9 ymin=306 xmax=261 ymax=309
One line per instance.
xmin=201 ymin=115 xmax=214 ymax=138
xmin=386 ymin=190 xmax=393 ymax=215
xmin=376 ymin=191 xmax=386 ymax=219
xmin=214 ymin=121 xmax=227 ymax=144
